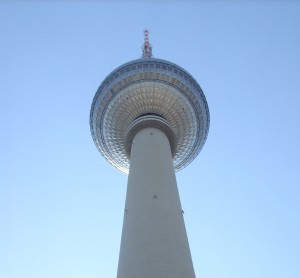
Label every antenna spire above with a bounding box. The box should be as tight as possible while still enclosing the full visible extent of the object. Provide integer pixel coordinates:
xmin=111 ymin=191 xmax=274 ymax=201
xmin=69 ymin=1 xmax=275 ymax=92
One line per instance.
xmin=142 ymin=29 xmax=153 ymax=59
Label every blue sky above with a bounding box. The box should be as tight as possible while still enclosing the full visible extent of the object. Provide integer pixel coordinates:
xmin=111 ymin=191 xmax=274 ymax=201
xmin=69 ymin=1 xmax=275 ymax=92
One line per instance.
xmin=1 ymin=1 xmax=300 ymax=278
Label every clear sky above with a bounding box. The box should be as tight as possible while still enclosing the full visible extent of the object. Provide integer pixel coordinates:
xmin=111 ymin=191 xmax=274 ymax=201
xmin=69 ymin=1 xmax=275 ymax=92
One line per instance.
xmin=1 ymin=1 xmax=300 ymax=278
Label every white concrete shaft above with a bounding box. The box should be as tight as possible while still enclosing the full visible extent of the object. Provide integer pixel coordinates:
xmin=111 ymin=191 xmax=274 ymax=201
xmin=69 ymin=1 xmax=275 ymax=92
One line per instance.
xmin=117 ymin=127 xmax=195 ymax=278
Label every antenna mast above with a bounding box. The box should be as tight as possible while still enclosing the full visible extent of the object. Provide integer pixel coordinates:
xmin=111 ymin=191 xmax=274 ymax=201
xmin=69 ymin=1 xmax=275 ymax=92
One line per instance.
xmin=142 ymin=29 xmax=153 ymax=58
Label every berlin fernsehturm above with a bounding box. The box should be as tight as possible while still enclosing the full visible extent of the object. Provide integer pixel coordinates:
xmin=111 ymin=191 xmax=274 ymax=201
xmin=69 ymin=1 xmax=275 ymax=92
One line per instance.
xmin=90 ymin=30 xmax=210 ymax=277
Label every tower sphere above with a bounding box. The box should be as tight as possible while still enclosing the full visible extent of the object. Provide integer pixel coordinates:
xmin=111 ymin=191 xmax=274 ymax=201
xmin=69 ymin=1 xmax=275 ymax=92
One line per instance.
xmin=90 ymin=58 xmax=210 ymax=173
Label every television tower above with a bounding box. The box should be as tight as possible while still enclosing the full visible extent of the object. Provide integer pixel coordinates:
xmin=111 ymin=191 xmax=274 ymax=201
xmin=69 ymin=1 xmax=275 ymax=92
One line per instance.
xmin=90 ymin=30 xmax=210 ymax=277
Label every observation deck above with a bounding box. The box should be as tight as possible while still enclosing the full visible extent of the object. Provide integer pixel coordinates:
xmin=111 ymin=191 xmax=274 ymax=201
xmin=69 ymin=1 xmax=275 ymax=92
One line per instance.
xmin=90 ymin=58 xmax=210 ymax=173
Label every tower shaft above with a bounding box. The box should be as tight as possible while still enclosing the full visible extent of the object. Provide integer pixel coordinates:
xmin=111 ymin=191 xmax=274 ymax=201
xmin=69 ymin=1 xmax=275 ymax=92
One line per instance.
xmin=117 ymin=127 xmax=196 ymax=278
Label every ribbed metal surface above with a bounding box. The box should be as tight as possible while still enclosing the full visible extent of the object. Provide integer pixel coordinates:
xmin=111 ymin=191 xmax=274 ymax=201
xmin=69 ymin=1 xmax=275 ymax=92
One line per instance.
xmin=90 ymin=58 xmax=210 ymax=173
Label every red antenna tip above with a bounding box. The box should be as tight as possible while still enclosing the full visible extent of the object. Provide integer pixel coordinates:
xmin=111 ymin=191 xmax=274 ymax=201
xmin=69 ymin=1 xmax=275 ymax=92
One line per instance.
xmin=142 ymin=29 xmax=152 ymax=59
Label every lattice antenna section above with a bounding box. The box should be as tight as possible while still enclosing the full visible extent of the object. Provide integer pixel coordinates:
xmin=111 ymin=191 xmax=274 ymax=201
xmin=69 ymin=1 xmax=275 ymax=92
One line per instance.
xmin=142 ymin=29 xmax=153 ymax=58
